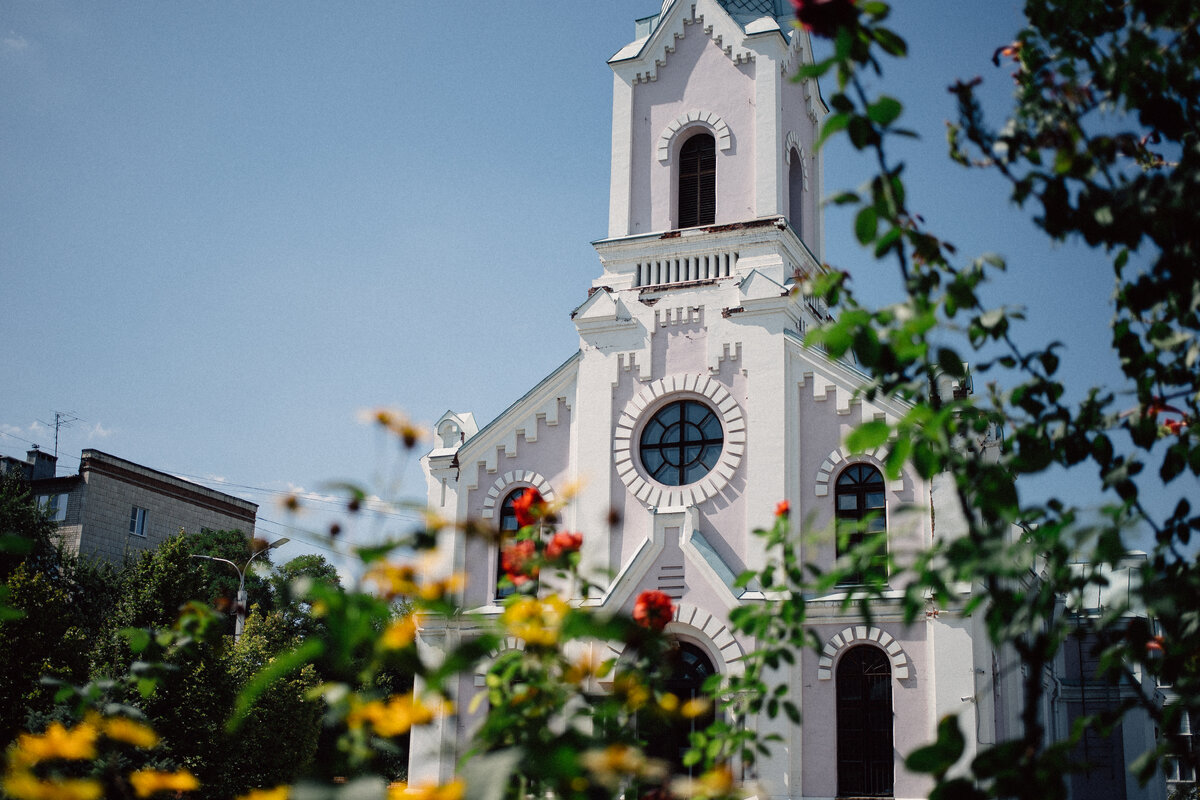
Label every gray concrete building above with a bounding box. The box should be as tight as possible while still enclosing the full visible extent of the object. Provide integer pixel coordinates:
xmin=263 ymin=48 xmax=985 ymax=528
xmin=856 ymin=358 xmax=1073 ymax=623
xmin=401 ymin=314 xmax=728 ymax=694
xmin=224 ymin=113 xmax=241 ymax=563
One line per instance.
xmin=5 ymin=448 xmax=256 ymax=562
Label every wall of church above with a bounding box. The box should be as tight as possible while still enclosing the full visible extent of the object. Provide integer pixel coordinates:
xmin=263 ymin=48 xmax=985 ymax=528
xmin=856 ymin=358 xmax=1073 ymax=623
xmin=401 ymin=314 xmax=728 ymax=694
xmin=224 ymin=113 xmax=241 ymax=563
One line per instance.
xmin=780 ymin=73 xmax=820 ymax=255
xmin=460 ymin=401 xmax=574 ymax=609
xmin=629 ymin=21 xmax=755 ymax=234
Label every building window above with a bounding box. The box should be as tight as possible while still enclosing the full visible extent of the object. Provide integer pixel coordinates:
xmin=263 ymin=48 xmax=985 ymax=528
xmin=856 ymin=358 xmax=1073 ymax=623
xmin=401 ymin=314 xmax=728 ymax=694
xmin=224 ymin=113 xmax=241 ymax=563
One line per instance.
xmin=639 ymin=399 xmax=723 ymax=487
xmin=643 ymin=642 xmax=716 ymax=776
xmin=495 ymin=488 xmax=525 ymax=600
xmin=788 ymin=147 xmax=804 ymax=238
xmin=678 ymin=132 xmax=716 ymax=228
xmin=1167 ymin=709 xmax=1196 ymax=797
xmin=837 ymin=645 xmax=894 ymax=797
xmin=835 ymin=464 xmax=887 ymax=584
xmin=129 ymin=506 xmax=148 ymax=537
xmin=36 ymin=493 xmax=68 ymax=523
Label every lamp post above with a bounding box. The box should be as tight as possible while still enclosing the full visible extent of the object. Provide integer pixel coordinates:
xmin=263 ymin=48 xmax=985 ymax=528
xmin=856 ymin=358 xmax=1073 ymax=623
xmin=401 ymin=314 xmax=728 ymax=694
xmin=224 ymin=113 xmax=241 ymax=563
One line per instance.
xmin=190 ymin=537 xmax=289 ymax=641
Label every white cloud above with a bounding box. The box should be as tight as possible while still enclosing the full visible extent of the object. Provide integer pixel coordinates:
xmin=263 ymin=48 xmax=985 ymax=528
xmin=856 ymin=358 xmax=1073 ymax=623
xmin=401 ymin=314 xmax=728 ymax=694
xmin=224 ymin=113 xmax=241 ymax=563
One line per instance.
xmin=3 ymin=32 xmax=29 ymax=51
xmin=85 ymin=422 xmax=113 ymax=440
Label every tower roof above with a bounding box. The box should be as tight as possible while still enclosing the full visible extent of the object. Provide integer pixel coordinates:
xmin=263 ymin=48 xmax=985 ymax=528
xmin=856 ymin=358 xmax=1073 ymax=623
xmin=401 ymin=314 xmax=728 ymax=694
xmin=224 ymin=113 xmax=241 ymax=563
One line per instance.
xmin=655 ymin=0 xmax=795 ymax=32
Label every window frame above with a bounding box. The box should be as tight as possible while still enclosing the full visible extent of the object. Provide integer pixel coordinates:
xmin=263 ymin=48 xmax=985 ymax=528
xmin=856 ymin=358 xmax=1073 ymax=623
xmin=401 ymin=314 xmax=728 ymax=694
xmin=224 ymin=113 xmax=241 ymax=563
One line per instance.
xmin=637 ymin=398 xmax=724 ymax=488
xmin=129 ymin=505 xmax=148 ymax=537
xmin=494 ymin=487 xmax=527 ymax=601
xmin=677 ymin=131 xmax=716 ymax=229
xmin=37 ymin=493 xmax=68 ymax=523
xmin=834 ymin=463 xmax=888 ymax=585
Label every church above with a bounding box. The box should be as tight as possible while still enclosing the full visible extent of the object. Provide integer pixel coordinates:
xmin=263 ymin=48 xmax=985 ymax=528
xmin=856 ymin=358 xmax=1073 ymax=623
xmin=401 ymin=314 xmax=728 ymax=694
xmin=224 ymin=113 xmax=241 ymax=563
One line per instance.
xmin=406 ymin=2 xmax=1166 ymax=798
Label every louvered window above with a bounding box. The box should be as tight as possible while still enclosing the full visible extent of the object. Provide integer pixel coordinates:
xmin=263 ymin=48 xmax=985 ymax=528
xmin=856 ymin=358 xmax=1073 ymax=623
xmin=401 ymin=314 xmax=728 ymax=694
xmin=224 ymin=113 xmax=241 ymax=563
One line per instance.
xmin=678 ymin=133 xmax=716 ymax=228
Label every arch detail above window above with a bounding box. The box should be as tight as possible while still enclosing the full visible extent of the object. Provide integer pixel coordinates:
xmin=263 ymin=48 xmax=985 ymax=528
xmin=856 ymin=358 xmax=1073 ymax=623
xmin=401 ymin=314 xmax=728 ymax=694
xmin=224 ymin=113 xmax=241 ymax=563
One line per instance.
xmin=603 ymin=601 xmax=746 ymax=676
xmin=784 ymin=131 xmax=809 ymax=188
xmin=814 ymin=447 xmax=903 ymax=497
xmin=480 ymin=470 xmax=555 ymax=519
xmin=818 ymin=626 xmax=909 ymax=680
xmin=614 ymin=374 xmax=745 ymax=509
xmin=657 ymin=110 xmax=733 ymax=163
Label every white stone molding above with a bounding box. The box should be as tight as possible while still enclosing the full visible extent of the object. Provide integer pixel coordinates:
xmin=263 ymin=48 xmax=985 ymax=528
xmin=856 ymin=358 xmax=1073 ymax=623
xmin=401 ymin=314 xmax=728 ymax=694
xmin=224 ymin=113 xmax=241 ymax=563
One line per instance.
xmin=813 ymin=448 xmax=902 ymax=497
xmin=480 ymin=471 xmax=556 ymax=520
xmin=817 ymin=626 xmax=910 ymax=680
xmin=657 ymin=110 xmax=733 ymax=162
xmin=784 ymin=131 xmax=809 ymax=190
xmin=603 ymin=601 xmax=745 ymax=676
xmin=613 ymin=374 xmax=745 ymax=508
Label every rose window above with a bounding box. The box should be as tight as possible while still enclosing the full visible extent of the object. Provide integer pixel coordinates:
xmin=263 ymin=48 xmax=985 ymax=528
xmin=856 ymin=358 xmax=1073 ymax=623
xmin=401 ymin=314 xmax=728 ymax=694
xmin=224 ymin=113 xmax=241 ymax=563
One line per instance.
xmin=638 ymin=399 xmax=724 ymax=486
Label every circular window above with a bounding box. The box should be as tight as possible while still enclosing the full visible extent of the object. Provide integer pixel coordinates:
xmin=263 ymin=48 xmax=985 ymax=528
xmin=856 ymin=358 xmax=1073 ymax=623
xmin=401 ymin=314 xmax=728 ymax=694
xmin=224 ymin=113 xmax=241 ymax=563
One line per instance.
xmin=639 ymin=399 xmax=723 ymax=486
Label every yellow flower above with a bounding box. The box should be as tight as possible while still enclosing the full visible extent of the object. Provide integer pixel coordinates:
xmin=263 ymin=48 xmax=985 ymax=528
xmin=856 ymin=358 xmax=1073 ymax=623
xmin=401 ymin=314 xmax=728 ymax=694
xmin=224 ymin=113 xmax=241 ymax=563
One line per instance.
xmin=670 ymin=765 xmax=736 ymax=799
xmin=2 ymin=772 xmax=103 ymax=800
xmin=382 ymin=614 xmax=418 ymax=649
xmin=364 ymin=563 xmax=420 ymax=599
xmin=8 ymin=722 xmax=98 ymax=766
xmin=580 ymin=744 xmax=667 ymax=789
xmin=358 ymin=408 xmax=427 ymax=449
xmin=612 ymin=673 xmax=650 ymax=711
xmin=389 ymin=778 xmax=465 ymax=800
xmin=501 ymin=594 xmax=569 ymax=647
xmin=681 ymin=697 xmax=712 ymax=719
xmin=129 ymin=769 xmax=199 ymax=797
xmin=346 ymin=695 xmax=448 ymax=738
xmin=235 ymin=787 xmax=290 ymax=800
xmin=659 ymin=692 xmax=680 ymax=713
xmin=97 ymin=716 xmax=159 ymax=749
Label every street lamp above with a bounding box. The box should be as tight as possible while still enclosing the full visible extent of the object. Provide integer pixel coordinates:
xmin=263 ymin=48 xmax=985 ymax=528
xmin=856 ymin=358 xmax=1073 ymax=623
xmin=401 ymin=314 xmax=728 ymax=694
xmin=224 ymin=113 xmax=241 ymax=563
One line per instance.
xmin=190 ymin=537 xmax=290 ymax=641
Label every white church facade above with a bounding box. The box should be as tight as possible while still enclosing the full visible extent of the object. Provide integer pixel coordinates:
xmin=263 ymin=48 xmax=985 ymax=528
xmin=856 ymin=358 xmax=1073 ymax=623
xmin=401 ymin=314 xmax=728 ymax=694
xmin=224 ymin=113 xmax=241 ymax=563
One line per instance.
xmin=407 ymin=2 xmax=1167 ymax=798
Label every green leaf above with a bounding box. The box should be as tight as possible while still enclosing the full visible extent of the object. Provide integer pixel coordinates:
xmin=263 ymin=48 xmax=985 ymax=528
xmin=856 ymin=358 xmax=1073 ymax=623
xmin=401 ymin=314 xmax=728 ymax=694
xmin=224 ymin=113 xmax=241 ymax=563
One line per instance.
xmin=847 ymin=420 xmax=891 ymax=453
xmin=937 ymin=348 xmax=965 ymax=378
xmin=867 ymin=96 xmax=903 ymax=126
xmin=905 ymin=715 xmax=965 ymax=776
xmin=855 ymin=206 xmax=878 ymax=244
xmin=817 ymin=112 xmax=851 ymax=150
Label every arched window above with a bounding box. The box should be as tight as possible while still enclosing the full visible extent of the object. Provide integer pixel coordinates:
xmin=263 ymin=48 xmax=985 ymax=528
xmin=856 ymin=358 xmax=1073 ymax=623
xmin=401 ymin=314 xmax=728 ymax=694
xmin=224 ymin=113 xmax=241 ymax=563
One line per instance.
xmin=788 ymin=147 xmax=804 ymax=238
xmin=495 ymin=488 xmax=525 ymax=599
xmin=837 ymin=645 xmax=894 ymax=797
xmin=835 ymin=464 xmax=887 ymax=585
xmin=644 ymin=642 xmax=716 ymax=776
xmin=678 ymin=132 xmax=716 ymax=228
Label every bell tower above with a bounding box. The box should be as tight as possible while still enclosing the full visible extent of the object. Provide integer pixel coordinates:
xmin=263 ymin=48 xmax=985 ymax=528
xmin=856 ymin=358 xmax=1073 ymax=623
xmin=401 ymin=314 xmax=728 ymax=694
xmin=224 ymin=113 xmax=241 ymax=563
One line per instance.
xmin=604 ymin=0 xmax=825 ymax=258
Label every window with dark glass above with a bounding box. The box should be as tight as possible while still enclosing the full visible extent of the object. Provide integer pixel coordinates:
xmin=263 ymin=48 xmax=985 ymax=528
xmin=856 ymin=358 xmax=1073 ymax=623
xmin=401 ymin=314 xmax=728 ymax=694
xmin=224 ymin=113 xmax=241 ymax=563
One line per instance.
xmin=678 ymin=132 xmax=716 ymax=228
xmin=643 ymin=642 xmax=716 ymax=777
xmin=834 ymin=464 xmax=887 ymax=584
xmin=639 ymin=399 xmax=723 ymax=487
xmin=495 ymin=488 xmax=524 ymax=599
xmin=837 ymin=645 xmax=894 ymax=797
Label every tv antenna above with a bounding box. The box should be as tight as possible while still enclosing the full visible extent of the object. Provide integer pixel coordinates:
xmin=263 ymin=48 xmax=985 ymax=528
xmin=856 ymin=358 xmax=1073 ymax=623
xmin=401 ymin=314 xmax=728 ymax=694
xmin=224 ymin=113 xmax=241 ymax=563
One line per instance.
xmin=36 ymin=411 xmax=80 ymax=459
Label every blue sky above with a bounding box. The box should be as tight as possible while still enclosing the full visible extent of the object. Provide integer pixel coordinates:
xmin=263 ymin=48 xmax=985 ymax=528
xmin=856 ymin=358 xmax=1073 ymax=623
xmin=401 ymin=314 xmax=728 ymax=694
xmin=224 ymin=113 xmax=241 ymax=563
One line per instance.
xmin=1 ymin=2 xmax=1129 ymax=572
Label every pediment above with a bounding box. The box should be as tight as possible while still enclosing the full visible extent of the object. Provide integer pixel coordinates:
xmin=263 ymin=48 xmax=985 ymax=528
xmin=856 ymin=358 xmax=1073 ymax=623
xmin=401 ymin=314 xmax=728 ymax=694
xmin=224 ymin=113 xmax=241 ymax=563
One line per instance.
xmin=739 ymin=268 xmax=787 ymax=301
xmin=609 ymin=0 xmax=759 ymax=81
xmin=572 ymin=287 xmax=633 ymax=326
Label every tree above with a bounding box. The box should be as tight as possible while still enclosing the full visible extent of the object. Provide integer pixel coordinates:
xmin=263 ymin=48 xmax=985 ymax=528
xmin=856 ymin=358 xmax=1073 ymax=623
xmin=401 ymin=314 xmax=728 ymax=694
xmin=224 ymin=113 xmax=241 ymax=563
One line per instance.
xmin=783 ymin=0 xmax=1200 ymax=796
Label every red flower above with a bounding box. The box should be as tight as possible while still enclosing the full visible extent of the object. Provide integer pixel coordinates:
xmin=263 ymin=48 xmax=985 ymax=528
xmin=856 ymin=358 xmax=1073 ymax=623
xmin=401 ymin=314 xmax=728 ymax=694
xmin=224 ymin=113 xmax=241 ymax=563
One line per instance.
xmin=501 ymin=539 xmax=539 ymax=585
xmin=546 ymin=531 xmax=583 ymax=561
xmin=633 ymin=590 xmax=674 ymax=631
xmin=775 ymin=500 xmax=790 ymax=518
xmin=790 ymin=0 xmax=858 ymax=39
xmin=513 ymin=488 xmax=546 ymax=527
xmin=1165 ymin=419 xmax=1188 ymax=435
xmin=1146 ymin=635 xmax=1165 ymax=655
